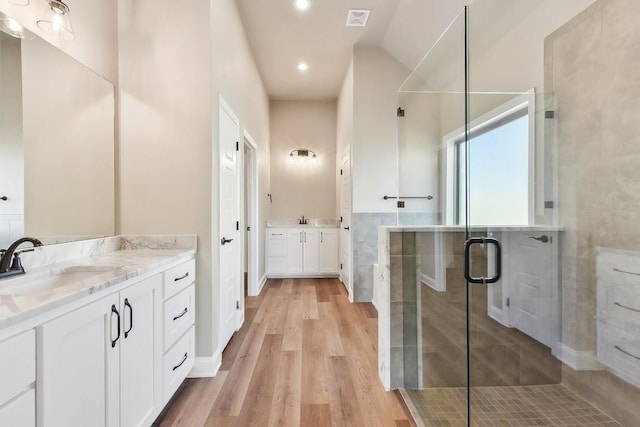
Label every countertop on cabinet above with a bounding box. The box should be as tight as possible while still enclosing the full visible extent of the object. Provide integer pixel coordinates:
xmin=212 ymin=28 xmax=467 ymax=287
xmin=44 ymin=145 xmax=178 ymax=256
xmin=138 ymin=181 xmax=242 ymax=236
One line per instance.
xmin=266 ymin=219 xmax=340 ymax=228
xmin=0 ymin=236 xmax=196 ymax=330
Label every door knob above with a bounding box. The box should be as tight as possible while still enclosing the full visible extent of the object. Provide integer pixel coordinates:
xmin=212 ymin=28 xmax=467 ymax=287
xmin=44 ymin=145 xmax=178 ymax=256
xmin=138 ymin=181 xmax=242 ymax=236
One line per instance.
xmin=529 ymin=235 xmax=550 ymax=243
xmin=221 ymin=237 xmax=234 ymax=245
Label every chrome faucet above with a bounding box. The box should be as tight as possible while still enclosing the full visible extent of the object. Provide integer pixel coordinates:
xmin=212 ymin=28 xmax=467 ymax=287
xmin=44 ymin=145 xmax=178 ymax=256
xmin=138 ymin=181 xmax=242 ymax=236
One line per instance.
xmin=299 ymin=215 xmax=308 ymax=225
xmin=0 ymin=237 xmax=43 ymax=279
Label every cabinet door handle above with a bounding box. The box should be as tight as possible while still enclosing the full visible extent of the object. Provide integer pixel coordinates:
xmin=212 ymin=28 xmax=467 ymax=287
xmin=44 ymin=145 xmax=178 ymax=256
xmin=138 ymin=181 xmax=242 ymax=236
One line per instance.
xmin=173 ymin=307 xmax=188 ymax=321
xmin=111 ymin=304 xmax=121 ymax=348
xmin=304 ymin=232 xmax=307 ymax=243
xmin=344 ymin=226 xmax=350 ymax=231
xmin=300 ymin=232 xmax=302 ymax=243
xmin=321 ymin=232 xmax=323 ymax=243
xmin=174 ymin=272 xmax=189 ymax=282
xmin=124 ymin=298 xmax=133 ymax=339
xmin=172 ymin=352 xmax=188 ymax=371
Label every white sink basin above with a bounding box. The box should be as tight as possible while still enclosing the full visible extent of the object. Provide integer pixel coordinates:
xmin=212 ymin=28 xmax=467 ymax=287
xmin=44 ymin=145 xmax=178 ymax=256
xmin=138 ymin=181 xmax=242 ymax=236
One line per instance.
xmin=0 ymin=265 xmax=118 ymax=296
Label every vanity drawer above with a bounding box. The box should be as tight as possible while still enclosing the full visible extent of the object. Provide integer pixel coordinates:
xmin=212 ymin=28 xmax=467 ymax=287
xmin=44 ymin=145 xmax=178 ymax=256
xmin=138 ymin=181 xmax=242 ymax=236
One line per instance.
xmin=267 ymin=229 xmax=287 ymax=240
xmin=597 ymin=320 xmax=640 ymax=388
xmin=597 ymin=279 xmax=640 ymax=326
xmin=164 ymin=284 xmax=195 ymax=351
xmin=0 ymin=330 xmax=35 ymax=406
xmin=163 ymin=326 xmax=195 ymax=403
xmin=597 ymin=247 xmax=640 ymax=287
xmin=164 ymin=259 xmax=195 ymax=299
xmin=0 ymin=389 xmax=35 ymax=427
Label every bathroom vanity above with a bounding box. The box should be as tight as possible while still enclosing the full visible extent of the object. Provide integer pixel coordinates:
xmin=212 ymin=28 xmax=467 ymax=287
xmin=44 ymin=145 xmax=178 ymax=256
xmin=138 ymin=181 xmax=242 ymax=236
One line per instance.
xmin=0 ymin=235 xmax=196 ymax=427
xmin=266 ymin=219 xmax=339 ymax=277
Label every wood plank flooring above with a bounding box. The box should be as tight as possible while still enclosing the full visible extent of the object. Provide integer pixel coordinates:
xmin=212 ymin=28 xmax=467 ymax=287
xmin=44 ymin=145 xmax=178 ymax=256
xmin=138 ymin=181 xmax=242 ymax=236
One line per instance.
xmin=155 ymin=278 xmax=415 ymax=427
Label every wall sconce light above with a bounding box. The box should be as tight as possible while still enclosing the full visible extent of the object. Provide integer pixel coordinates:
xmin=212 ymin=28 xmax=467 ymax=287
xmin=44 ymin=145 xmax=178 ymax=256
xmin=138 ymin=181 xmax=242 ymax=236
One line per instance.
xmin=0 ymin=12 xmax=35 ymax=39
xmin=37 ymin=0 xmax=75 ymax=41
xmin=289 ymin=149 xmax=317 ymax=159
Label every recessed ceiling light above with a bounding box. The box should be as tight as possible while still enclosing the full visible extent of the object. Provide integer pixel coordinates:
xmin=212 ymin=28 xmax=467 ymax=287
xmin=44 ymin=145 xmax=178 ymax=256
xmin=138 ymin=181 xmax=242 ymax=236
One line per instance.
xmin=297 ymin=62 xmax=309 ymax=71
xmin=294 ymin=0 xmax=310 ymax=11
xmin=346 ymin=9 xmax=371 ymax=27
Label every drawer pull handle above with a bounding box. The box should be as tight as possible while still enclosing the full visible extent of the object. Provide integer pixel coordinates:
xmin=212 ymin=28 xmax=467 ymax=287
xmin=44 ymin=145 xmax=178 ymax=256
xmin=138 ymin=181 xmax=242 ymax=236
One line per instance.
xmin=615 ymin=345 xmax=640 ymax=361
xmin=173 ymin=307 xmax=188 ymax=321
xmin=614 ymin=302 xmax=640 ymax=313
xmin=172 ymin=352 xmax=188 ymax=371
xmin=174 ymin=272 xmax=189 ymax=282
xmin=613 ymin=268 xmax=640 ymax=277
xmin=272 ymin=233 xmax=283 ymax=236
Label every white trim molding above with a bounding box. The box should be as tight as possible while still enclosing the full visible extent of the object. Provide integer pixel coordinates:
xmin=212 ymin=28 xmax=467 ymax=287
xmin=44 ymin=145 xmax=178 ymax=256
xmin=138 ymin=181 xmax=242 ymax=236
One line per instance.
xmin=558 ymin=343 xmax=604 ymax=371
xmin=188 ymin=350 xmax=222 ymax=378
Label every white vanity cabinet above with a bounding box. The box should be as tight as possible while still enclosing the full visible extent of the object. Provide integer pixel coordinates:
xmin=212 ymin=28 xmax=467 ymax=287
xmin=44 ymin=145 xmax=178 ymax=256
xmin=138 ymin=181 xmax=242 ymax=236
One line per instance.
xmin=596 ymin=248 xmax=640 ymax=388
xmin=267 ymin=227 xmax=339 ymax=277
xmin=161 ymin=260 xmax=196 ymax=404
xmin=319 ymin=229 xmax=338 ymax=273
xmin=38 ymin=274 xmax=162 ymax=427
xmin=0 ymin=330 xmax=35 ymax=427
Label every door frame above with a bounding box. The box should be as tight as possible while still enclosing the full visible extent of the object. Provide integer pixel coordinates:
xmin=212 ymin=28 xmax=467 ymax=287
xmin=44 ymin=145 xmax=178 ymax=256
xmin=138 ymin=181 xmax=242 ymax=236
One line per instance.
xmin=241 ymin=130 xmax=260 ymax=298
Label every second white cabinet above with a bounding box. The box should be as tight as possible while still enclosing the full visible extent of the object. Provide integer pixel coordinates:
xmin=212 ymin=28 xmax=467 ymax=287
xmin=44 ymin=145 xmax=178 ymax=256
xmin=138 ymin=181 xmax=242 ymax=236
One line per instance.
xmin=38 ymin=275 xmax=162 ymax=427
xmin=267 ymin=227 xmax=338 ymax=277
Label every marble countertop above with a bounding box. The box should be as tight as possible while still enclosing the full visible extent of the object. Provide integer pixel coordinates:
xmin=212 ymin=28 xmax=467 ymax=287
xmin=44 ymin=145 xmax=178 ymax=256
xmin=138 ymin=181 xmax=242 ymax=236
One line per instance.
xmin=0 ymin=236 xmax=196 ymax=330
xmin=267 ymin=219 xmax=340 ymax=228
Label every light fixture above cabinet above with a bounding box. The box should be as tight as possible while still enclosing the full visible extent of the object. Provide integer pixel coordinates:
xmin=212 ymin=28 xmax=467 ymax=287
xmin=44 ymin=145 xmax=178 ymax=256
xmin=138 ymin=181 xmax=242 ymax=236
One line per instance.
xmin=36 ymin=0 xmax=75 ymax=41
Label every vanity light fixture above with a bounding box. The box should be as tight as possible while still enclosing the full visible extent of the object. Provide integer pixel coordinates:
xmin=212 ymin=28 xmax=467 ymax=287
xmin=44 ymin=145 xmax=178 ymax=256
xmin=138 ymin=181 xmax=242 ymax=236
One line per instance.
xmin=294 ymin=0 xmax=310 ymax=11
xmin=0 ymin=12 xmax=35 ymax=39
xmin=36 ymin=0 xmax=75 ymax=41
xmin=6 ymin=0 xmax=30 ymax=6
xmin=289 ymin=149 xmax=317 ymax=164
xmin=297 ymin=62 xmax=309 ymax=72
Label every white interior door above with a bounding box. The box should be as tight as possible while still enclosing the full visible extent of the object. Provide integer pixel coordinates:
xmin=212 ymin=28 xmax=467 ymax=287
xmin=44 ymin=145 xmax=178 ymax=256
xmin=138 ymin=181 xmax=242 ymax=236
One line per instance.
xmin=508 ymin=232 xmax=554 ymax=347
xmin=219 ymin=98 xmax=241 ymax=350
xmin=340 ymin=150 xmax=352 ymax=297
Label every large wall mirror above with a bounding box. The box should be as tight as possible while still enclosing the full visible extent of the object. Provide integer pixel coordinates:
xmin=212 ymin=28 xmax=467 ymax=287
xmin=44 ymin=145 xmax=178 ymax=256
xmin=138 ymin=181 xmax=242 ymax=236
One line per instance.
xmin=0 ymin=30 xmax=115 ymax=248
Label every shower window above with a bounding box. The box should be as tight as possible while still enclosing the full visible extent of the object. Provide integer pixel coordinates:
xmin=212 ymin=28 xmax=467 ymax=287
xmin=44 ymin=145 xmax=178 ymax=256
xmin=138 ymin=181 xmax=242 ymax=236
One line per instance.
xmin=445 ymin=92 xmax=535 ymax=225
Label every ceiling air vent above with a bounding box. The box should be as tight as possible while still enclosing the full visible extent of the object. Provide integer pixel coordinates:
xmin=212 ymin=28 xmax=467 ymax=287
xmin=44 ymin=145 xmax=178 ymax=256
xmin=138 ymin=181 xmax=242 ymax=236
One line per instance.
xmin=346 ymin=9 xmax=370 ymax=27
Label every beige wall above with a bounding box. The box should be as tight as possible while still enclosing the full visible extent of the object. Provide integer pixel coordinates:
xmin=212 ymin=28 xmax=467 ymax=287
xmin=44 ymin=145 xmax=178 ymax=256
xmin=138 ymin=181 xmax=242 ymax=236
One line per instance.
xmin=269 ymin=100 xmax=336 ymax=220
xmin=352 ymin=47 xmax=410 ymax=214
xmin=336 ymin=58 xmax=353 ymax=217
xmin=118 ymin=0 xmax=270 ymax=361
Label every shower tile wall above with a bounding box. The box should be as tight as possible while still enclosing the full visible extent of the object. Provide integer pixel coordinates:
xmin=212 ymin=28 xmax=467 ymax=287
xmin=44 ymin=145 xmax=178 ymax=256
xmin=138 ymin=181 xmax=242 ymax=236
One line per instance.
xmin=352 ymin=213 xmax=396 ymax=302
xmin=353 ymin=212 xmax=439 ymax=303
xmin=547 ymin=0 xmax=640 ymax=424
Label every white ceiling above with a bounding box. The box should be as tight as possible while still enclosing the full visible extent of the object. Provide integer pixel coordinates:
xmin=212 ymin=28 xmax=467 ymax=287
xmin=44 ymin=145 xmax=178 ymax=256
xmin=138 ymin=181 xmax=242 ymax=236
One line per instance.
xmin=236 ymin=0 xmax=468 ymax=100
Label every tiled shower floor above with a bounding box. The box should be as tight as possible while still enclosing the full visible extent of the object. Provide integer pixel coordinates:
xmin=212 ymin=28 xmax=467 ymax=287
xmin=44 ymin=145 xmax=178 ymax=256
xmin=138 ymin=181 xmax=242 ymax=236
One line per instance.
xmin=402 ymin=384 xmax=622 ymax=426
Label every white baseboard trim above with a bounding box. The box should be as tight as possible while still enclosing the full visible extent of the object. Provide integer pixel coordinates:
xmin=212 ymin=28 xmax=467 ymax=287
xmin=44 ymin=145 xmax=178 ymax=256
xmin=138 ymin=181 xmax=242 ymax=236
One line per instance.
xmin=257 ymin=273 xmax=267 ymax=295
xmin=420 ymin=272 xmax=445 ymax=292
xmin=559 ymin=343 xmax=604 ymax=371
xmin=188 ymin=351 xmax=222 ymax=378
xmin=371 ymin=299 xmax=379 ymax=312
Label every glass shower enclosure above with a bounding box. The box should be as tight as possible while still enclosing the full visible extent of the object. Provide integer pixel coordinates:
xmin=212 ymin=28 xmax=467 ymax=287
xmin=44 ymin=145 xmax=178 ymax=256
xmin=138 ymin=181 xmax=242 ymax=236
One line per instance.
xmin=394 ymin=0 xmax=640 ymax=425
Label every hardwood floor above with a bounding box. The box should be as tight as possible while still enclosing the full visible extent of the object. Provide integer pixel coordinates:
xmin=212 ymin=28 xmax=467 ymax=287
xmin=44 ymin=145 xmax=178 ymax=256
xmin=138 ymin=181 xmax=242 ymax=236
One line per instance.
xmin=155 ymin=278 xmax=415 ymax=427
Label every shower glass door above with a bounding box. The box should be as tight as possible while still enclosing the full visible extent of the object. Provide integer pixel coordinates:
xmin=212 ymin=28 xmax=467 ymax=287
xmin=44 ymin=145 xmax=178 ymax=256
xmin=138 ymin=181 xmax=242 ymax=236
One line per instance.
xmin=397 ymin=0 xmax=640 ymax=425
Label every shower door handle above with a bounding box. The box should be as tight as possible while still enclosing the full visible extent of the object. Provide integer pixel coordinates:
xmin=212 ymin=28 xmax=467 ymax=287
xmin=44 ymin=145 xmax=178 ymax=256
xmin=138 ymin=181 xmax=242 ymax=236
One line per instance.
xmin=463 ymin=237 xmax=502 ymax=284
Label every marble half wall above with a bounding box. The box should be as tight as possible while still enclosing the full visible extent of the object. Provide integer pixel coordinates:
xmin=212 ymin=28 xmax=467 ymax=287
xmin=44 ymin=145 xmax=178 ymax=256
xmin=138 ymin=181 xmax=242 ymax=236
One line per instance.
xmin=352 ymin=212 xmax=396 ymax=302
xmin=353 ymin=212 xmax=439 ymax=302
